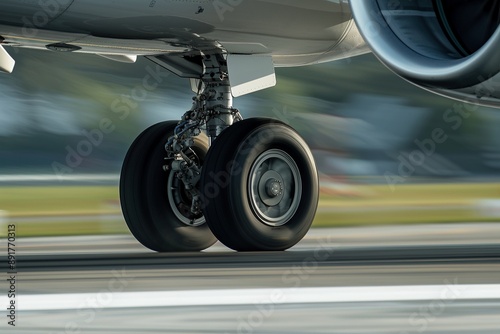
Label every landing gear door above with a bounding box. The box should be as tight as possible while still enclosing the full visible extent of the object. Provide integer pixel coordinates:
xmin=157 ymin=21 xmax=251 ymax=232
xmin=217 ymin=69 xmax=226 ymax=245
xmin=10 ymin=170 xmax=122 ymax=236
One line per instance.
xmin=227 ymin=54 xmax=276 ymax=97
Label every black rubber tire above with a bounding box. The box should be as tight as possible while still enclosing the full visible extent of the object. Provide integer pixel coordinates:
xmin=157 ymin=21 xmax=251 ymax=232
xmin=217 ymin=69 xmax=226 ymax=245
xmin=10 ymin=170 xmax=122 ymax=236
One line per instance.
xmin=120 ymin=121 xmax=217 ymax=252
xmin=201 ymin=118 xmax=319 ymax=251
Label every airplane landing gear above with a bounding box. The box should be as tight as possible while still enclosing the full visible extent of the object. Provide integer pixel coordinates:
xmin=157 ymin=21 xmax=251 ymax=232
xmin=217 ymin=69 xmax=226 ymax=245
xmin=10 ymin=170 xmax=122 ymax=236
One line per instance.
xmin=119 ymin=54 xmax=319 ymax=252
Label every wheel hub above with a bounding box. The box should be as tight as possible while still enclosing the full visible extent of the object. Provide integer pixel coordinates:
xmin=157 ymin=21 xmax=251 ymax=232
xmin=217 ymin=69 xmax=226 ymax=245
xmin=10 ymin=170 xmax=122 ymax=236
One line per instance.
xmin=168 ymin=171 xmax=206 ymax=227
xmin=258 ymin=171 xmax=284 ymax=206
xmin=249 ymin=149 xmax=302 ymax=227
xmin=267 ymin=180 xmax=282 ymax=197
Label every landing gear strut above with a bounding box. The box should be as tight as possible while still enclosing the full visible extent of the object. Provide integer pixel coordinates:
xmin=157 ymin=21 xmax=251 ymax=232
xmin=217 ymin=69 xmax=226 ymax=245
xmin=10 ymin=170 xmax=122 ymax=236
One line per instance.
xmin=120 ymin=53 xmax=319 ymax=252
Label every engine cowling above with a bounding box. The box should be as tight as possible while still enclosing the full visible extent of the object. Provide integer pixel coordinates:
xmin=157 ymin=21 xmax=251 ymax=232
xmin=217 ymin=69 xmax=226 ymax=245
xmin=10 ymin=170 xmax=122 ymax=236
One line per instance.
xmin=350 ymin=0 xmax=500 ymax=108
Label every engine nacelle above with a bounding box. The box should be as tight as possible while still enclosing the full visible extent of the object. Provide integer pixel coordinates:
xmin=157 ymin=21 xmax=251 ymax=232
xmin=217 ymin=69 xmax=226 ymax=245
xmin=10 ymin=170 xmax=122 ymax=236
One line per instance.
xmin=350 ymin=0 xmax=500 ymax=108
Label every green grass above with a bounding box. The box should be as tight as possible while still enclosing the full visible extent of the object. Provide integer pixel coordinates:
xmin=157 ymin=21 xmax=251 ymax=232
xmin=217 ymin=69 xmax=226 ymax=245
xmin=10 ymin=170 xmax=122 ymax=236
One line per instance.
xmin=314 ymin=183 xmax=500 ymax=227
xmin=0 ymin=186 xmax=124 ymax=237
xmin=0 ymin=183 xmax=499 ymax=237
xmin=0 ymin=186 xmax=119 ymax=217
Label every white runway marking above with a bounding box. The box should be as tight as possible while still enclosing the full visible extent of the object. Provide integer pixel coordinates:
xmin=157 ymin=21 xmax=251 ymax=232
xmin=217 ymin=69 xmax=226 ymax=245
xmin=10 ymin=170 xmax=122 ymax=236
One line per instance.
xmin=7 ymin=285 xmax=500 ymax=311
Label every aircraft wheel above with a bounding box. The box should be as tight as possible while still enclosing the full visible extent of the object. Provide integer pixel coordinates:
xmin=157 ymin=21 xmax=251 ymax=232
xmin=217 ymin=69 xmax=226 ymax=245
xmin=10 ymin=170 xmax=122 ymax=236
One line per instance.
xmin=201 ymin=118 xmax=319 ymax=251
xmin=120 ymin=121 xmax=217 ymax=252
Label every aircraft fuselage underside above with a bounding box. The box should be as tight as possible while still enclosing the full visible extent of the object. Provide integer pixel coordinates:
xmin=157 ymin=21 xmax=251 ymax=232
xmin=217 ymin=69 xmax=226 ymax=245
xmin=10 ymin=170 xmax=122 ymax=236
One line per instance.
xmin=0 ymin=0 xmax=368 ymax=67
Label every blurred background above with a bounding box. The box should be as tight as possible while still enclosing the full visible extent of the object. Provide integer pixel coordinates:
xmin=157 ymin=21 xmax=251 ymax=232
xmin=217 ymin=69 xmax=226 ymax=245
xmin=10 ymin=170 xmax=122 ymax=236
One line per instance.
xmin=1 ymin=49 xmax=499 ymax=237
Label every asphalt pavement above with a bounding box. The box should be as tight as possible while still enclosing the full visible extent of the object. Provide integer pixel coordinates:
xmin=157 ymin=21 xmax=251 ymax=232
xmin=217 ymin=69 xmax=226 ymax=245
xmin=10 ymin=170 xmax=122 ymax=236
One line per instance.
xmin=1 ymin=223 xmax=499 ymax=333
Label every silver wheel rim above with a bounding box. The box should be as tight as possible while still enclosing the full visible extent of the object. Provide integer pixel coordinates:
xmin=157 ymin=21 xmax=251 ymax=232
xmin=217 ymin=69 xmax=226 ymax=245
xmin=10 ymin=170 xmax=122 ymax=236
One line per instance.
xmin=167 ymin=170 xmax=205 ymax=227
xmin=248 ymin=149 xmax=302 ymax=227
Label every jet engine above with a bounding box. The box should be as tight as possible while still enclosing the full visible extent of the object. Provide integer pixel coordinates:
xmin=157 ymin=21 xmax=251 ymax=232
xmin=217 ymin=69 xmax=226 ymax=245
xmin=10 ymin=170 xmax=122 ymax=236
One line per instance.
xmin=350 ymin=0 xmax=500 ymax=107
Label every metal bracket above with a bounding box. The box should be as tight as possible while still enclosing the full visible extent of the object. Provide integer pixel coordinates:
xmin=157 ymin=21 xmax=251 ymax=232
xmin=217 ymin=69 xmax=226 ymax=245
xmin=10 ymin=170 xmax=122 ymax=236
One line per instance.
xmin=146 ymin=54 xmax=204 ymax=78
xmin=0 ymin=45 xmax=15 ymax=74
xmin=98 ymin=54 xmax=137 ymax=63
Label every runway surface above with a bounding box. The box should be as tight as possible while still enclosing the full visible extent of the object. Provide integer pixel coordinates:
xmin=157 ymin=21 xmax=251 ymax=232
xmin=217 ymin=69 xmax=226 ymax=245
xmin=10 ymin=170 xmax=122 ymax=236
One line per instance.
xmin=1 ymin=223 xmax=500 ymax=333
